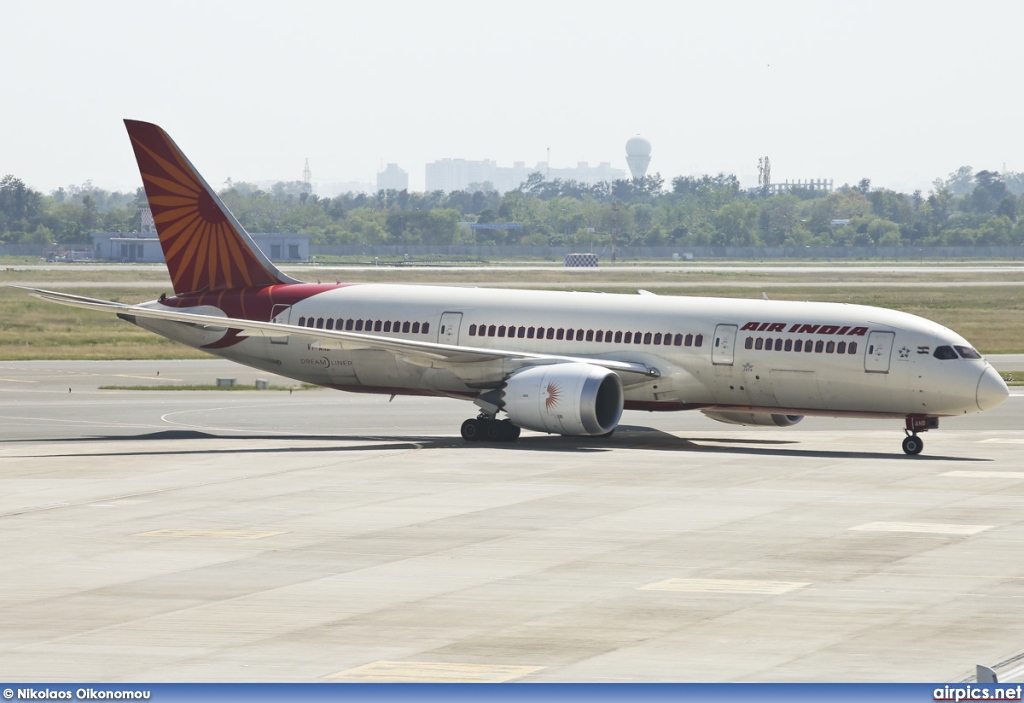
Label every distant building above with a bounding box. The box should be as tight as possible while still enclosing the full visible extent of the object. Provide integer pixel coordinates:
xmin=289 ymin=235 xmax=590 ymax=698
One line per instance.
xmin=376 ymin=163 xmax=409 ymax=192
xmin=90 ymin=232 xmax=312 ymax=263
xmin=425 ymin=158 xmax=626 ymax=193
xmin=768 ymin=179 xmax=834 ymax=194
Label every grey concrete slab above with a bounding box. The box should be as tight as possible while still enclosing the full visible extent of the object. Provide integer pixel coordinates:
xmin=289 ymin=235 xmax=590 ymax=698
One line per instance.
xmin=1 ymin=359 xmax=1023 ymax=682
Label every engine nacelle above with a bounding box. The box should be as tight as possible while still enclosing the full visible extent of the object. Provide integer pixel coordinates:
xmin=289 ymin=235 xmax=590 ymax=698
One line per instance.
xmin=502 ymin=363 xmax=623 ymax=436
xmin=701 ymin=411 xmax=803 ymax=427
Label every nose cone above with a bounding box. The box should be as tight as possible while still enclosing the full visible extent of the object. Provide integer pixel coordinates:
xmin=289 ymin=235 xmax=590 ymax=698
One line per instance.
xmin=977 ymin=366 xmax=1010 ymax=411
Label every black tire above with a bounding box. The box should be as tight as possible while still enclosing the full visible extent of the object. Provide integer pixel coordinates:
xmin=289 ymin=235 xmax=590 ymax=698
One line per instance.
xmin=461 ymin=418 xmax=481 ymax=442
xmin=499 ymin=421 xmax=520 ymax=442
xmin=902 ymin=435 xmax=923 ymax=455
xmin=484 ymin=420 xmax=503 ymax=442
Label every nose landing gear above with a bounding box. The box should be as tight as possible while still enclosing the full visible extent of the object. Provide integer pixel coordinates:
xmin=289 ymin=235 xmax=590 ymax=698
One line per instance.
xmin=902 ymin=433 xmax=923 ymax=455
xmin=903 ymin=415 xmax=937 ymax=455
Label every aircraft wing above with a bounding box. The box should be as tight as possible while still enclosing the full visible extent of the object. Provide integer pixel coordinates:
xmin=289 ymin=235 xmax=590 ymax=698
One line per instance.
xmin=19 ymin=287 xmax=660 ymax=379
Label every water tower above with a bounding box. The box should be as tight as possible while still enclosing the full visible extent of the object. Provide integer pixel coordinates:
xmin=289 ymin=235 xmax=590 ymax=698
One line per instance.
xmin=625 ymin=135 xmax=652 ymax=180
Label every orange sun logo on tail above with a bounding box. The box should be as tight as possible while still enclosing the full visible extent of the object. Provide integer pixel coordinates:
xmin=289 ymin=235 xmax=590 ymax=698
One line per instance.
xmin=124 ymin=120 xmax=293 ymax=296
xmin=545 ymin=381 xmax=561 ymax=411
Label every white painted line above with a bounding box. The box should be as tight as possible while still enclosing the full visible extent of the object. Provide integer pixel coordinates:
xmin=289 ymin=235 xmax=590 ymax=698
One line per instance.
xmin=325 ymin=661 xmax=544 ymax=683
xmin=980 ymin=438 xmax=1024 ymax=443
xmin=942 ymin=470 xmax=1024 ymax=479
xmin=850 ymin=521 xmax=992 ymax=536
xmin=639 ymin=578 xmax=810 ymax=595
xmin=135 ymin=529 xmax=285 ymax=539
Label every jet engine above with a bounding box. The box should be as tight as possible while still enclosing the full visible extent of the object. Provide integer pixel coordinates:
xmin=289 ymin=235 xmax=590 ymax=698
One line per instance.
xmin=502 ymin=363 xmax=623 ymax=436
xmin=701 ymin=411 xmax=803 ymax=427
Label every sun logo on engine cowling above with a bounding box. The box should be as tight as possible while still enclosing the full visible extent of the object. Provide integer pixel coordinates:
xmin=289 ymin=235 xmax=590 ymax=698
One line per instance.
xmin=545 ymin=381 xmax=561 ymax=411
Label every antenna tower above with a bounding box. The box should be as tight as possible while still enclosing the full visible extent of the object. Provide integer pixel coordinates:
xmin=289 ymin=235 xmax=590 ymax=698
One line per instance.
xmin=302 ymin=158 xmax=312 ymax=195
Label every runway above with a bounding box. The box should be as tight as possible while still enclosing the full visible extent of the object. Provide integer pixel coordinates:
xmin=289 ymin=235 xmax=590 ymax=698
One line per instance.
xmin=1 ymin=359 xmax=1024 ymax=682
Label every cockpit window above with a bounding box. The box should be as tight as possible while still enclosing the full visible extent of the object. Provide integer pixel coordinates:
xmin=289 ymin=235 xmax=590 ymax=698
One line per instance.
xmin=954 ymin=345 xmax=982 ymax=359
xmin=933 ymin=346 xmax=958 ymax=360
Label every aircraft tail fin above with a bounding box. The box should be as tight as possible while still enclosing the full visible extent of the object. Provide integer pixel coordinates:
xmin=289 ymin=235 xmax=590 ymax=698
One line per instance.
xmin=123 ymin=119 xmax=299 ymax=295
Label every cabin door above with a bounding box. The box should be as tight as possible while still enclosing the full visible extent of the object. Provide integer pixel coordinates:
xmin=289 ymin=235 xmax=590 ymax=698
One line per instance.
xmin=270 ymin=304 xmax=290 ymax=345
xmin=712 ymin=324 xmax=738 ymax=365
xmin=864 ymin=331 xmax=895 ymax=373
xmin=438 ymin=312 xmax=463 ymax=346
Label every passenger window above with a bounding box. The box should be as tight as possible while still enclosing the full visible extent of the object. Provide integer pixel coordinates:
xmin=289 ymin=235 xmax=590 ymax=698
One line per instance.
xmin=684 ymin=333 xmax=693 ymax=346
xmin=616 ymin=331 xmax=624 ymax=343
xmin=345 ymin=319 xmax=354 ymax=331
xmin=586 ymin=330 xmax=594 ymax=342
xmin=848 ymin=341 xmax=857 ymax=354
xmin=402 ymin=321 xmax=410 ymax=333
xmin=784 ymin=339 xmax=792 ymax=351
xmin=815 ymin=340 xmax=824 ymax=353
xmin=674 ymin=333 xmax=682 ymax=346
xmin=606 ymin=330 xmax=614 ymax=342
xmin=298 ymin=317 xmax=306 ymax=326
xmin=315 ymin=318 xmax=323 ymax=328
xmin=826 ymin=341 xmax=834 ymax=353
xmin=354 ymin=320 xmax=363 ymax=331
xmin=518 ymin=326 xmax=526 ymax=338
xmin=411 ymin=322 xmax=420 ymax=333
xmin=326 ymin=319 xmax=334 ymax=330
xmin=487 ymin=325 xmax=495 ymax=337
xmin=546 ymin=328 xmax=554 ymax=340
xmin=837 ymin=341 xmax=846 ymax=354
xmin=624 ymin=332 xmax=632 ymax=343
xmin=805 ymin=339 xmax=813 ymax=352
xmin=527 ymin=327 xmax=535 ymax=339
xmin=653 ymin=333 xmax=662 ymax=345
xmin=595 ymin=330 xmax=604 ymax=342
xmin=794 ymin=339 xmax=802 ymax=352
xmin=954 ymin=345 xmax=981 ymax=359
xmin=755 ymin=338 xmax=763 ymax=350
xmin=934 ymin=346 xmax=958 ymax=360
xmin=557 ymin=328 xmax=564 ymax=340
xmin=422 ymin=322 xmax=429 ymax=334
xmin=498 ymin=325 xmax=506 ymax=337
xmin=695 ymin=334 xmax=703 ymax=347
xmin=745 ymin=337 xmax=753 ymax=349
xmin=643 ymin=332 xmax=652 ymax=344
xmin=765 ymin=337 xmax=773 ymax=349
xmin=635 ymin=332 xmax=643 ymax=345
xmin=468 ymin=324 xmax=476 ymax=336
xmin=375 ymin=320 xmax=383 ymax=332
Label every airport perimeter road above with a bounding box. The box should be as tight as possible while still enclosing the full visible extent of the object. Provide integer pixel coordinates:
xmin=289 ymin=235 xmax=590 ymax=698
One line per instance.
xmin=1 ymin=360 xmax=1023 ymax=682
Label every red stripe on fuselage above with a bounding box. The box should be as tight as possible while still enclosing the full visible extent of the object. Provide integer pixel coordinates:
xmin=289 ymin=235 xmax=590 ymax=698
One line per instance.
xmin=159 ymin=283 xmax=361 ymax=349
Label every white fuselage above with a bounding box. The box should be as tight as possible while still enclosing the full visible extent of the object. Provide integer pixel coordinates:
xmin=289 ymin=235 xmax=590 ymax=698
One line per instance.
xmin=138 ymin=283 xmax=1005 ymax=421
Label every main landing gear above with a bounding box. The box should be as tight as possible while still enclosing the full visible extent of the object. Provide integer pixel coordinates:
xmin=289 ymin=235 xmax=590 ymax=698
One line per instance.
xmin=902 ymin=415 xmax=937 ymax=455
xmin=461 ymin=415 xmax=521 ymax=443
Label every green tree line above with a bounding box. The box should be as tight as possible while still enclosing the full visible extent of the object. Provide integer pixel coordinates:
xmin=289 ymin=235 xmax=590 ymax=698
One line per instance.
xmin=5 ymin=166 xmax=1024 ymax=249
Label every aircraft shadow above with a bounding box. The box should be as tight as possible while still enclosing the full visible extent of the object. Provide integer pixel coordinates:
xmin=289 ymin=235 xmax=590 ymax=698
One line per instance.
xmin=8 ymin=426 xmax=989 ymax=462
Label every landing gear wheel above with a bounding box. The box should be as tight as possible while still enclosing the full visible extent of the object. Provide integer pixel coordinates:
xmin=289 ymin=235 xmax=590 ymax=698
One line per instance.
xmin=902 ymin=434 xmax=923 ymax=455
xmin=484 ymin=420 xmax=503 ymax=442
xmin=499 ymin=420 xmax=521 ymax=442
xmin=461 ymin=418 xmax=482 ymax=442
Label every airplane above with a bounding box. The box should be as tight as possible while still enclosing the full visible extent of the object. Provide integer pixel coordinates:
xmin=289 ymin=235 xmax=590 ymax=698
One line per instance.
xmin=19 ymin=120 xmax=1010 ymax=455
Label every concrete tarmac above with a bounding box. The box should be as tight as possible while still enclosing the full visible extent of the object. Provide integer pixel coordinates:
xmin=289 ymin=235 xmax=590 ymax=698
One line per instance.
xmin=1 ymin=359 xmax=1024 ymax=683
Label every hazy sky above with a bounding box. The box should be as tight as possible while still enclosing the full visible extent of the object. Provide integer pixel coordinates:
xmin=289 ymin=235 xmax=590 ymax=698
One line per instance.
xmin=3 ymin=0 xmax=1022 ymax=196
